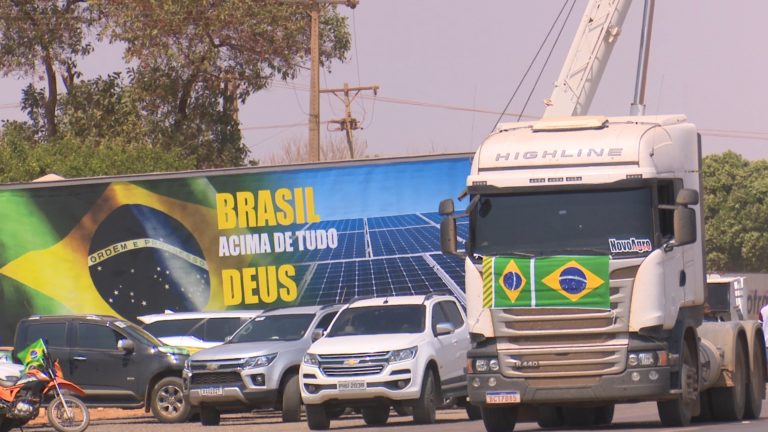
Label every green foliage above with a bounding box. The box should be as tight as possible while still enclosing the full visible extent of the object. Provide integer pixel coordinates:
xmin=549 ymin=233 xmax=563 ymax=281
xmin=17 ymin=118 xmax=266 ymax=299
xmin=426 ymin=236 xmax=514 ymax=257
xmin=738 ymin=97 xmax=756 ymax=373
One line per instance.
xmin=702 ymin=151 xmax=768 ymax=272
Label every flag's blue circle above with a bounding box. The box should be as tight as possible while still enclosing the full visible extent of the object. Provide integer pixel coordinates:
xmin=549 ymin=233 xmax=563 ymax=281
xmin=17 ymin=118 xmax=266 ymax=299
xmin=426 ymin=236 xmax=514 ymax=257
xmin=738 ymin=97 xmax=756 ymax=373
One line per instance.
xmin=559 ymin=267 xmax=587 ymax=294
xmin=502 ymin=271 xmax=523 ymax=291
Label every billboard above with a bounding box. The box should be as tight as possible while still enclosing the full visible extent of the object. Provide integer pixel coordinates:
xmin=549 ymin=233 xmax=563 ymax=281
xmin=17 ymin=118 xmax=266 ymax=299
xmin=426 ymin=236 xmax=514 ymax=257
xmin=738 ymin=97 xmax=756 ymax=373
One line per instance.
xmin=0 ymin=155 xmax=471 ymax=343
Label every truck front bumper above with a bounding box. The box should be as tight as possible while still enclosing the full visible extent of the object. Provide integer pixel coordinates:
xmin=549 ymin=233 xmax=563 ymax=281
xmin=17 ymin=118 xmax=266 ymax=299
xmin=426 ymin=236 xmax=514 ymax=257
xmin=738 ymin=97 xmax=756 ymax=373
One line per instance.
xmin=468 ymin=367 xmax=672 ymax=406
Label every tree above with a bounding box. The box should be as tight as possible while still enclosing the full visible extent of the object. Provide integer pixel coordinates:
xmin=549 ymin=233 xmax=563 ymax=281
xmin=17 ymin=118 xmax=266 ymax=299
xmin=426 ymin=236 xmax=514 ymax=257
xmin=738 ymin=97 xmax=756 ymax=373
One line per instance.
xmin=266 ymin=134 xmax=367 ymax=165
xmin=0 ymin=0 xmax=95 ymax=139
xmin=94 ymin=0 xmax=352 ymax=168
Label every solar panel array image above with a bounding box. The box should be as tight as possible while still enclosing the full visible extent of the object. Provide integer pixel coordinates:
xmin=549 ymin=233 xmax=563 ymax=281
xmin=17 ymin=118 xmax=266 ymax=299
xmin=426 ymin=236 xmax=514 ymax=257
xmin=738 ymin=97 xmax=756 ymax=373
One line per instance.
xmin=297 ymin=212 xmax=466 ymax=305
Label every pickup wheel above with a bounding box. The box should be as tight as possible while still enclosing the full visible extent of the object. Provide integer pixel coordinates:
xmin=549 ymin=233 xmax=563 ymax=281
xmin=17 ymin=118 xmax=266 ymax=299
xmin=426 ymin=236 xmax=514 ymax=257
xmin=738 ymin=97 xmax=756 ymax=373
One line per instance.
xmin=362 ymin=405 xmax=390 ymax=425
xmin=481 ymin=405 xmax=518 ymax=432
xmin=281 ymin=374 xmax=302 ymax=422
xmin=150 ymin=376 xmax=191 ymax=423
xmin=744 ymin=339 xmax=765 ymax=420
xmin=711 ymin=340 xmax=747 ymax=421
xmin=199 ymin=406 xmax=220 ymax=426
xmin=412 ymin=370 xmax=438 ymax=424
xmin=306 ymin=404 xmax=330 ymax=430
xmin=657 ymin=336 xmax=698 ymax=426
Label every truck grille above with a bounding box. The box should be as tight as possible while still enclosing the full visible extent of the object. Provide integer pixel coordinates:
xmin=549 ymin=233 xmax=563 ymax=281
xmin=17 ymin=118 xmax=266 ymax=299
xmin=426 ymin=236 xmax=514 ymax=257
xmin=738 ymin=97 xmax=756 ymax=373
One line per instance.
xmin=318 ymin=352 xmax=389 ymax=377
xmin=491 ymin=264 xmax=636 ymax=378
xmin=190 ymin=372 xmax=243 ymax=385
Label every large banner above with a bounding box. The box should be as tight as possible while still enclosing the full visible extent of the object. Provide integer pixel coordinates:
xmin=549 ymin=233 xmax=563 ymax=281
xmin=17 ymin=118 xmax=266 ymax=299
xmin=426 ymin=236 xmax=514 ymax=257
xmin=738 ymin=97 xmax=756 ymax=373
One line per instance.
xmin=0 ymin=155 xmax=472 ymax=343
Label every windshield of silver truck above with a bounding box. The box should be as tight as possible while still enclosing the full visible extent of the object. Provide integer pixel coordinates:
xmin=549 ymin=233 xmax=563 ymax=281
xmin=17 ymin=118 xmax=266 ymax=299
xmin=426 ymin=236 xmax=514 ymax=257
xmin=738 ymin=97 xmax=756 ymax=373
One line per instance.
xmin=470 ymin=187 xmax=655 ymax=257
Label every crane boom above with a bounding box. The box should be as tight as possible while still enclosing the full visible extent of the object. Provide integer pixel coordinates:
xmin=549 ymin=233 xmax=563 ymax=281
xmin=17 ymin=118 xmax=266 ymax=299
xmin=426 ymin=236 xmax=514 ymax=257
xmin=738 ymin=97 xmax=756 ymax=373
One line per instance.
xmin=542 ymin=0 xmax=632 ymax=118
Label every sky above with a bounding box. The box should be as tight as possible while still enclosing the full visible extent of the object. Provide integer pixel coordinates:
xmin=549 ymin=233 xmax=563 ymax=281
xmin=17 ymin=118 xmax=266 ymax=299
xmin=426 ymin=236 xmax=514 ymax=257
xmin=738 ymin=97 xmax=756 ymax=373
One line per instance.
xmin=2 ymin=0 xmax=767 ymax=163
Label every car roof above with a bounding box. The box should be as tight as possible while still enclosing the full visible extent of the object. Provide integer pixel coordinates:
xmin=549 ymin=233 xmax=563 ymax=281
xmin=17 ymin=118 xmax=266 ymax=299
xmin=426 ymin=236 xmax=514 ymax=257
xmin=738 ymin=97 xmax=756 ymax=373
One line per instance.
xmin=260 ymin=304 xmax=342 ymax=316
xmin=346 ymin=294 xmax=456 ymax=308
xmin=137 ymin=310 xmax=261 ymax=324
xmin=24 ymin=314 xmax=119 ymax=322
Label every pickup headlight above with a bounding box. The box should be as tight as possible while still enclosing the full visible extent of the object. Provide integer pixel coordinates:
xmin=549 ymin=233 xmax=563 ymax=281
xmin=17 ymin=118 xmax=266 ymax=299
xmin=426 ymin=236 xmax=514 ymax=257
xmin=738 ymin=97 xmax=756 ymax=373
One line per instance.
xmin=243 ymin=353 xmax=277 ymax=369
xmin=388 ymin=347 xmax=417 ymax=363
xmin=303 ymin=353 xmax=320 ymax=367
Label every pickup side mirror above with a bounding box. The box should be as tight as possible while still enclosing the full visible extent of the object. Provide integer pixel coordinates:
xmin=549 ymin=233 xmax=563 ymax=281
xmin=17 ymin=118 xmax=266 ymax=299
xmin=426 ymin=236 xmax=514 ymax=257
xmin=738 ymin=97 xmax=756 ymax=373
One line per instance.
xmin=117 ymin=338 xmax=135 ymax=354
xmin=435 ymin=322 xmax=456 ymax=336
xmin=438 ymin=198 xmax=455 ymax=216
xmin=311 ymin=329 xmax=324 ymax=342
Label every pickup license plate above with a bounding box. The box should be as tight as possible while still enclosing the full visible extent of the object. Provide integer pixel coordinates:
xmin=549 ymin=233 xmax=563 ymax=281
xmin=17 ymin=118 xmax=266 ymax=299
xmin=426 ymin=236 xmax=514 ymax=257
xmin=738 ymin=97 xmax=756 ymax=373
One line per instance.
xmin=337 ymin=380 xmax=366 ymax=392
xmin=485 ymin=391 xmax=520 ymax=404
xmin=199 ymin=386 xmax=223 ymax=396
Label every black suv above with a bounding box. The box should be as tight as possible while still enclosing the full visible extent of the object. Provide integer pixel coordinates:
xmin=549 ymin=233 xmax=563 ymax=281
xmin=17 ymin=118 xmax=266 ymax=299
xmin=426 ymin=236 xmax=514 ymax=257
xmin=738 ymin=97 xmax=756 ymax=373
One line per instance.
xmin=13 ymin=314 xmax=191 ymax=423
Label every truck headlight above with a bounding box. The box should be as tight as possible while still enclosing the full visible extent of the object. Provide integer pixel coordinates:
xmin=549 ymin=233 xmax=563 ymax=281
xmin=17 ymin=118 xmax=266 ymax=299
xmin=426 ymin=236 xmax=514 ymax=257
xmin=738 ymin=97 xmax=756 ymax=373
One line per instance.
xmin=303 ymin=353 xmax=320 ymax=367
xmin=628 ymin=351 xmax=667 ymax=368
xmin=471 ymin=358 xmax=499 ymax=373
xmin=388 ymin=347 xmax=418 ymax=363
xmin=243 ymin=353 xmax=277 ymax=369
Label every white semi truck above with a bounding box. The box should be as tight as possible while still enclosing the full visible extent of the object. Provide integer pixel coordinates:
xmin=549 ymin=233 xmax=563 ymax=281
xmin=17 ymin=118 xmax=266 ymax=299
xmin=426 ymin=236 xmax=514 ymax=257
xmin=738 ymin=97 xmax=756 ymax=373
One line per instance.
xmin=438 ymin=1 xmax=767 ymax=430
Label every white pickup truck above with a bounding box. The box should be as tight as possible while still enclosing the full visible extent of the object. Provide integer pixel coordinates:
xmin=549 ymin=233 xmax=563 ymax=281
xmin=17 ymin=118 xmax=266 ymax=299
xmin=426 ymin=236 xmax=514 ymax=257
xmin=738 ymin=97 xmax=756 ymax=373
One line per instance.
xmin=300 ymin=294 xmax=478 ymax=430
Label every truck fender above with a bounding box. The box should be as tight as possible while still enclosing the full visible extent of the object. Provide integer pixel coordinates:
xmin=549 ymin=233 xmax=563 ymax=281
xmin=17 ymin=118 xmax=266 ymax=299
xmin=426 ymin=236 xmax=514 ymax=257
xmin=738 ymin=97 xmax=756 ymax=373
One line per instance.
xmin=697 ymin=321 xmax=746 ymax=388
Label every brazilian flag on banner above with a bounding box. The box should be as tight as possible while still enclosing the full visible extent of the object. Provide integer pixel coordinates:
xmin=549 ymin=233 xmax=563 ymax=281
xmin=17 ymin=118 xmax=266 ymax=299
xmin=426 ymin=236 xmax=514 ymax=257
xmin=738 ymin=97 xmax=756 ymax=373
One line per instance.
xmin=484 ymin=257 xmax=532 ymax=308
xmin=537 ymin=256 xmax=610 ymax=308
xmin=484 ymin=255 xmax=610 ymax=309
xmin=17 ymin=338 xmax=47 ymax=371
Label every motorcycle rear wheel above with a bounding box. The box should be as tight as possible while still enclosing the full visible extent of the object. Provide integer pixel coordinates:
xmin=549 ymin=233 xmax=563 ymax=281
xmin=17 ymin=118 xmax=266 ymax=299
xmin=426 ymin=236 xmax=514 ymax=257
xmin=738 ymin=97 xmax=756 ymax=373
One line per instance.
xmin=47 ymin=395 xmax=90 ymax=432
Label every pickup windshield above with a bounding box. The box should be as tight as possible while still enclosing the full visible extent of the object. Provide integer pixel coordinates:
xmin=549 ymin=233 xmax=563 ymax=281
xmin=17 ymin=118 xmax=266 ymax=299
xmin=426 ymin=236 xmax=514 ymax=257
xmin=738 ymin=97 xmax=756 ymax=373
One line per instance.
xmin=327 ymin=305 xmax=425 ymax=337
xmin=229 ymin=314 xmax=314 ymax=342
xmin=471 ymin=187 xmax=654 ymax=257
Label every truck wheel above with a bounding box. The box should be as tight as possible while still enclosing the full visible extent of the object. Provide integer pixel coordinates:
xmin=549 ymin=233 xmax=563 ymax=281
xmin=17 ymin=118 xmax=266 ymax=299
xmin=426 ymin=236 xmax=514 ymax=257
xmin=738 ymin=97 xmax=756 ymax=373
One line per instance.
xmin=536 ymin=406 xmax=563 ymax=428
xmin=150 ymin=376 xmax=191 ymax=423
xmin=280 ymin=374 xmax=302 ymax=422
xmin=744 ymin=340 xmax=766 ymax=420
xmin=692 ymin=389 xmax=713 ymax=422
xmin=657 ymin=337 xmax=698 ymax=426
xmin=362 ymin=405 xmax=390 ymax=425
xmin=465 ymin=403 xmax=482 ymax=420
xmin=711 ymin=341 xmax=747 ymax=421
xmin=412 ymin=370 xmax=438 ymax=424
xmin=562 ymin=406 xmax=596 ymax=427
xmin=199 ymin=406 xmax=220 ymax=426
xmin=306 ymin=404 xmax=330 ymax=430
xmin=481 ymin=405 xmax=518 ymax=432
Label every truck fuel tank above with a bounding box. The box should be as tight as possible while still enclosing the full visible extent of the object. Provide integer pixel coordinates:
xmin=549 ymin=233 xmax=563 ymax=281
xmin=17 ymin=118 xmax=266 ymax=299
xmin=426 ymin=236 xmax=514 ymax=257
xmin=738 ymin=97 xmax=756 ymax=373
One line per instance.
xmin=698 ymin=337 xmax=723 ymax=390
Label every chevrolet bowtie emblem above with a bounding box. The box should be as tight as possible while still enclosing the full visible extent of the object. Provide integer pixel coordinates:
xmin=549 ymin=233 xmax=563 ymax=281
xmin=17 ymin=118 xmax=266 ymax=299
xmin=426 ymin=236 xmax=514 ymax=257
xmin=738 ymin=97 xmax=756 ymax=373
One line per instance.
xmin=206 ymin=363 xmax=220 ymax=371
xmin=344 ymin=359 xmax=360 ymax=366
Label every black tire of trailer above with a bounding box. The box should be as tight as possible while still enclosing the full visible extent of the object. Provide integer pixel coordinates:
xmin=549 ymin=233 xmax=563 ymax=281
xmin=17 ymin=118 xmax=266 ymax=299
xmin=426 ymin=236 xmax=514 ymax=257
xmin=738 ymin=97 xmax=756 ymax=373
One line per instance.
xmin=199 ymin=406 xmax=220 ymax=426
xmin=711 ymin=337 xmax=748 ymax=421
xmin=657 ymin=333 xmax=699 ymax=427
xmin=744 ymin=335 xmax=766 ymax=420
xmin=306 ymin=404 xmax=331 ymax=430
xmin=481 ymin=405 xmax=518 ymax=432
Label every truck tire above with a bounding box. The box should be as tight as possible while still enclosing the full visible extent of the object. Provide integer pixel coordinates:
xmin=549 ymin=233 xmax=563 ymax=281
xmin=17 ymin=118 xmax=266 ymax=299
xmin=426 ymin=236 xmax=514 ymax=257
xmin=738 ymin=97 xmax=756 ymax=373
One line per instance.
xmin=306 ymin=404 xmax=330 ymax=430
xmin=362 ymin=405 xmax=390 ymax=425
xmin=536 ymin=406 xmax=563 ymax=428
xmin=199 ymin=406 xmax=220 ymax=426
xmin=744 ymin=339 xmax=766 ymax=420
xmin=657 ymin=336 xmax=698 ymax=426
xmin=280 ymin=374 xmax=302 ymax=422
xmin=465 ymin=403 xmax=482 ymax=420
xmin=150 ymin=376 xmax=191 ymax=423
xmin=562 ymin=406 xmax=595 ymax=427
xmin=481 ymin=405 xmax=518 ymax=432
xmin=412 ymin=370 xmax=438 ymax=424
xmin=594 ymin=404 xmax=614 ymax=425
xmin=711 ymin=340 xmax=747 ymax=421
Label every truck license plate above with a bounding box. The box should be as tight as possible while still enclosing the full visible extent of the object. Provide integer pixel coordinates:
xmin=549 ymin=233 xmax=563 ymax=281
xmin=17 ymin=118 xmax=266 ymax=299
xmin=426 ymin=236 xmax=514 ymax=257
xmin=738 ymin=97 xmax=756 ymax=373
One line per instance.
xmin=485 ymin=391 xmax=520 ymax=404
xmin=200 ymin=386 xmax=223 ymax=396
xmin=338 ymin=380 xmax=366 ymax=391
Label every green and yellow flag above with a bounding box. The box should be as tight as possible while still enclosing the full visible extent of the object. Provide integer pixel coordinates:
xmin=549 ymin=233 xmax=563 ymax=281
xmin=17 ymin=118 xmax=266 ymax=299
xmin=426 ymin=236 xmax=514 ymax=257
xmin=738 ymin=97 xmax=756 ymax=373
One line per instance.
xmin=484 ymin=256 xmax=610 ymax=309
xmin=17 ymin=338 xmax=47 ymax=371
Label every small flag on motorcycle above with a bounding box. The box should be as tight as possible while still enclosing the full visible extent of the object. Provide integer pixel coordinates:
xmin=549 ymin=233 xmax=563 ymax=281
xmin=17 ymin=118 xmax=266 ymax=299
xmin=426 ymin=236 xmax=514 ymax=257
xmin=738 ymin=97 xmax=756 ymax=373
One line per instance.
xmin=17 ymin=338 xmax=47 ymax=371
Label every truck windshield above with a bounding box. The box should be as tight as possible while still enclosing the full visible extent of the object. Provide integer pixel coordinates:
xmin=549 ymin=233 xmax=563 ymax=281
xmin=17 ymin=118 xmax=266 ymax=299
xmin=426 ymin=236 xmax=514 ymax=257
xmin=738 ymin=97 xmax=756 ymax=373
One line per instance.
xmin=471 ymin=187 xmax=654 ymax=257
xmin=327 ymin=305 xmax=425 ymax=337
xmin=229 ymin=314 xmax=314 ymax=342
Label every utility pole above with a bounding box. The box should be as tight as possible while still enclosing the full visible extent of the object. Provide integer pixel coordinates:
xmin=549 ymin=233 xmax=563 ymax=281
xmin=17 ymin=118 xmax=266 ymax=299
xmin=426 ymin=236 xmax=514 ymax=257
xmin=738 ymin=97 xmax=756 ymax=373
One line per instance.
xmin=322 ymin=83 xmax=379 ymax=158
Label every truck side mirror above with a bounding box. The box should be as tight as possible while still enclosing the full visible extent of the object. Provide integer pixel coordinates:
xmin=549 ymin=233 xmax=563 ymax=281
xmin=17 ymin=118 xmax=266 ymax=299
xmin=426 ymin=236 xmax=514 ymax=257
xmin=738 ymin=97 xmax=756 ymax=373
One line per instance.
xmin=675 ymin=188 xmax=699 ymax=206
xmin=438 ymin=199 xmax=455 ymax=216
xmin=440 ymin=217 xmax=458 ymax=255
xmin=117 ymin=338 xmax=135 ymax=354
xmin=673 ymin=206 xmax=697 ymax=246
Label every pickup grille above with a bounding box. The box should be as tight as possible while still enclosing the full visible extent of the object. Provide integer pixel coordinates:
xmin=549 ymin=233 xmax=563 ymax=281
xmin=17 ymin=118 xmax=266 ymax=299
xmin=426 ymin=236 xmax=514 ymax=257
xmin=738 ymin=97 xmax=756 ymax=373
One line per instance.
xmin=189 ymin=358 xmax=244 ymax=372
xmin=318 ymin=352 xmax=389 ymax=377
xmin=190 ymin=372 xmax=243 ymax=386
xmin=490 ymin=263 xmax=637 ymax=378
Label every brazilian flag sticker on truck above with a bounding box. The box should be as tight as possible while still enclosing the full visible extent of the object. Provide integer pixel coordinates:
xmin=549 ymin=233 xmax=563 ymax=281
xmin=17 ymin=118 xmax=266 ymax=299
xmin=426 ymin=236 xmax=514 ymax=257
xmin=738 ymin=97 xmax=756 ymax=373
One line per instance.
xmin=484 ymin=256 xmax=609 ymax=309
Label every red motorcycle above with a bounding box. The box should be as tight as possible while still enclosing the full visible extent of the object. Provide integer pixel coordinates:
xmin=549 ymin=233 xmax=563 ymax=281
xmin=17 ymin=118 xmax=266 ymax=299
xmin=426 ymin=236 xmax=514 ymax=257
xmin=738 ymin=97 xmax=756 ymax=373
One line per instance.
xmin=0 ymin=340 xmax=89 ymax=432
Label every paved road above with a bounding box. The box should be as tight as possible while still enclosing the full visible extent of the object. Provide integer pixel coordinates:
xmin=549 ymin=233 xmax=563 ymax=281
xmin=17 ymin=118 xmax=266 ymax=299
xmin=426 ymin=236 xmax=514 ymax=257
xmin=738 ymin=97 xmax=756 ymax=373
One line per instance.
xmin=22 ymin=399 xmax=768 ymax=432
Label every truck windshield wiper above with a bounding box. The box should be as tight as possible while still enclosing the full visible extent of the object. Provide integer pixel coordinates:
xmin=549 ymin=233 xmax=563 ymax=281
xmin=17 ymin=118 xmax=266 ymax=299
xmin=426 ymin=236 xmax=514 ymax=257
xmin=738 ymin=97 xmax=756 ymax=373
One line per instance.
xmin=557 ymin=247 xmax=611 ymax=256
xmin=475 ymin=250 xmax=534 ymax=258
